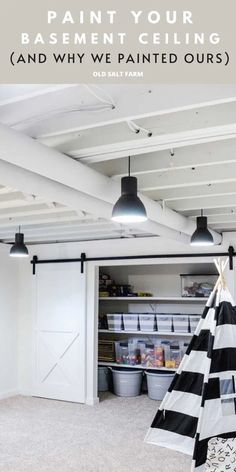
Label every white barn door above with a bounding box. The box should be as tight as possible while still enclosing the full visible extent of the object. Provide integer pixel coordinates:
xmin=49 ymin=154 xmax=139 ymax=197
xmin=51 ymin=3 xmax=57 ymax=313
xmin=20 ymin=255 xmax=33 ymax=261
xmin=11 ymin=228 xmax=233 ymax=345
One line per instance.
xmin=34 ymin=263 xmax=86 ymax=403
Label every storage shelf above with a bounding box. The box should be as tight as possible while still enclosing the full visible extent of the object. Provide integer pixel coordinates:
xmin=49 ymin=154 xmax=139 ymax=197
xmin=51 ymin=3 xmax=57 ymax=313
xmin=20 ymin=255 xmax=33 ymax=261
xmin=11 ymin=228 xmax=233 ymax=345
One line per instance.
xmin=98 ymin=361 xmax=177 ymax=371
xmin=98 ymin=329 xmax=193 ymax=337
xmin=99 ymin=296 xmax=206 ymax=302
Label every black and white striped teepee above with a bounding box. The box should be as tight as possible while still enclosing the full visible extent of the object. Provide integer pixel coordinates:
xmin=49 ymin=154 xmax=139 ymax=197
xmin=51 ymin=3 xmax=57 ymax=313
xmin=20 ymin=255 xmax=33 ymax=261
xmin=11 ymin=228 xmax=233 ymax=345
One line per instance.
xmin=145 ymin=259 xmax=236 ymax=471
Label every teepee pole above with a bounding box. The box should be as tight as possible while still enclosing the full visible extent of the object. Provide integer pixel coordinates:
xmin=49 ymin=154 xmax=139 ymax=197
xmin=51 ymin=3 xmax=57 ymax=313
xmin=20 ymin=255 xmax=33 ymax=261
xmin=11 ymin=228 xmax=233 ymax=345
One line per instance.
xmin=213 ymin=257 xmax=228 ymax=292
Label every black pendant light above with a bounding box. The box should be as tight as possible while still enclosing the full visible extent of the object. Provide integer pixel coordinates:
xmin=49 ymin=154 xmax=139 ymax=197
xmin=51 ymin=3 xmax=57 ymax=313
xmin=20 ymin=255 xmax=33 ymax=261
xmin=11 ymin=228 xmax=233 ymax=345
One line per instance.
xmin=10 ymin=227 xmax=29 ymax=258
xmin=190 ymin=210 xmax=214 ymax=246
xmin=111 ymin=156 xmax=147 ymax=223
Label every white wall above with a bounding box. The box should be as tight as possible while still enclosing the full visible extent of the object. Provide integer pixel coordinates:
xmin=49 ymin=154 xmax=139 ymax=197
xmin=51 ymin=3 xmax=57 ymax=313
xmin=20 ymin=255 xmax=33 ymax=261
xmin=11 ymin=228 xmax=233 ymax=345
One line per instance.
xmin=17 ymin=232 xmax=236 ymax=403
xmin=0 ymin=245 xmax=19 ymax=398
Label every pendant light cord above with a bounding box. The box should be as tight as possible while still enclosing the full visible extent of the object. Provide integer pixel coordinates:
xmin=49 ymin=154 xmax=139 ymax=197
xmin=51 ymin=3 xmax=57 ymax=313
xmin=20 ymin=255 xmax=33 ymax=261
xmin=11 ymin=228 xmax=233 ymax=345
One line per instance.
xmin=128 ymin=156 xmax=131 ymax=177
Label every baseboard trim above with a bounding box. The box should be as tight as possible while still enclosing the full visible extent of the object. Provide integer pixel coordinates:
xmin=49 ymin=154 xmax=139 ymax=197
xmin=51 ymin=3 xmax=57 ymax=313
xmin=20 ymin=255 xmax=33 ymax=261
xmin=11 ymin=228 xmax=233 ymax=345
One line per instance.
xmin=0 ymin=389 xmax=19 ymax=400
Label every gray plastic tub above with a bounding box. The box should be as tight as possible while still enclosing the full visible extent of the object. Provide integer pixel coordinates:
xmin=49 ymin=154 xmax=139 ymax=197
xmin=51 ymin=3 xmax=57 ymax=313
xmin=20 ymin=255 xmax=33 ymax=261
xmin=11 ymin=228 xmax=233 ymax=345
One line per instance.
xmin=146 ymin=371 xmax=175 ymax=401
xmin=98 ymin=366 xmax=109 ymax=392
xmin=112 ymin=368 xmax=143 ymax=397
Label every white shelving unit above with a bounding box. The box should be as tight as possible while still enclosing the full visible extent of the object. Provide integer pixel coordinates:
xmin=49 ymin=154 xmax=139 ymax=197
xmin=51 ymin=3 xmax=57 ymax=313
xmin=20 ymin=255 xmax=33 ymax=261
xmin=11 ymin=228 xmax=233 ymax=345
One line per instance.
xmin=98 ymin=262 xmax=215 ymax=381
xmin=99 ymin=296 xmax=206 ymax=302
xmin=99 ymin=329 xmax=193 ymax=336
xmin=98 ymin=361 xmax=176 ymax=372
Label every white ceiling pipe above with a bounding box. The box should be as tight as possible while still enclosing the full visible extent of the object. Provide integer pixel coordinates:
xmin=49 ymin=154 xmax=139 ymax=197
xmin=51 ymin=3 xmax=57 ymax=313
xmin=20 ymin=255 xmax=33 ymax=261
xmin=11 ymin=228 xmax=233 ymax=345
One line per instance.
xmin=0 ymin=124 xmax=222 ymax=244
xmin=0 ymin=159 xmax=190 ymax=244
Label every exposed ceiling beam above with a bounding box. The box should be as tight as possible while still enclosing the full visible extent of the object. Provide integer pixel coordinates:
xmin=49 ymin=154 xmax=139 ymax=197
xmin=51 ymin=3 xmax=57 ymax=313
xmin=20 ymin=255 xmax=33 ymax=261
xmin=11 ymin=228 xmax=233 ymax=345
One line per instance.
xmin=68 ymin=124 xmax=236 ymax=164
xmin=0 ymin=191 xmax=45 ymax=208
xmin=0 ymin=85 xmax=77 ymax=107
xmin=182 ymin=208 xmax=236 ymax=218
xmin=0 ymin=157 xmax=189 ymax=245
xmin=170 ymin=194 xmax=236 ymax=212
xmin=30 ymin=85 xmax=236 ymax=139
xmin=2 ymin=233 xmax=141 ymax=244
xmin=0 ymin=212 xmax=89 ymax=228
xmin=0 ymin=203 xmax=73 ymax=219
xmin=105 ymin=140 xmax=236 ymax=178
xmin=0 ymin=124 xmax=217 ymax=244
xmin=0 ymin=186 xmax=16 ymax=195
xmin=210 ymin=223 xmax=236 ymax=230
xmin=0 ymin=223 xmax=122 ymax=238
xmin=144 ymin=182 xmax=236 ymax=203
xmin=138 ymin=162 xmax=236 ymax=192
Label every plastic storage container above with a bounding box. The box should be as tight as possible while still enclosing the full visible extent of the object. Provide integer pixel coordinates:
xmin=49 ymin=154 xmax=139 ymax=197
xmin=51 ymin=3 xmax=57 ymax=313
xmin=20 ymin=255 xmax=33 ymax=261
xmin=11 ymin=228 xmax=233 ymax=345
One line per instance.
xmin=139 ymin=313 xmax=157 ymax=332
xmin=107 ymin=313 xmax=123 ymax=331
xmin=181 ymin=274 xmax=217 ymax=298
xmin=156 ymin=314 xmax=173 ymax=332
xmin=146 ymin=371 xmax=175 ymax=400
xmin=164 ymin=343 xmax=182 ymax=368
xmin=112 ymin=368 xmax=143 ymax=397
xmin=189 ymin=315 xmax=201 ymax=333
xmin=173 ymin=315 xmax=189 ymax=333
xmin=115 ymin=341 xmax=129 ymax=364
xmin=123 ymin=314 xmax=139 ymax=331
xmin=141 ymin=343 xmax=164 ymax=368
xmin=98 ymin=366 xmax=109 ymax=392
xmin=115 ymin=341 xmax=141 ymax=365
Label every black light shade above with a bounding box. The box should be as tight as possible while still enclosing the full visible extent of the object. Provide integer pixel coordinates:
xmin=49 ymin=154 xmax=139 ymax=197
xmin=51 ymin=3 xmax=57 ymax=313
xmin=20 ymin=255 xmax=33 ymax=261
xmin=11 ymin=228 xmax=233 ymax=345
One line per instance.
xmin=190 ymin=216 xmax=214 ymax=246
xmin=10 ymin=232 xmax=29 ymax=258
xmin=112 ymin=176 xmax=147 ymax=223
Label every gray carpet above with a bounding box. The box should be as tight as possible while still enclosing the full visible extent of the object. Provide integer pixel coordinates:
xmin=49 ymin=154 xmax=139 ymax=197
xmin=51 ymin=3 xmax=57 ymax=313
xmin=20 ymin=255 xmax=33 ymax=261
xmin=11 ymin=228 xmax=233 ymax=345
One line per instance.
xmin=0 ymin=393 xmax=191 ymax=471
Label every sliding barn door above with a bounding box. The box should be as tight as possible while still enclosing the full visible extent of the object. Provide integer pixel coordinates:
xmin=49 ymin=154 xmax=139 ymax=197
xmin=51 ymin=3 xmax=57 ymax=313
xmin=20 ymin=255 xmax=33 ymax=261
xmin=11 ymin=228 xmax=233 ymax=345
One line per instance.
xmin=34 ymin=263 xmax=86 ymax=403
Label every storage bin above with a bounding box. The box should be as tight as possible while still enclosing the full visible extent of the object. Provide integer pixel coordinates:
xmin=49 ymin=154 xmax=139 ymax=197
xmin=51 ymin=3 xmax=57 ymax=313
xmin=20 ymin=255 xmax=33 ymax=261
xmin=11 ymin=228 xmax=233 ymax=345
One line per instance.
xmin=115 ymin=341 xmax=141 ymax=365
xmin=107 ymin=313 xmax=123 ymax=331
xmin=156 ymin=314 xmax=173 ymax=332
xmin=146 ymin=371 xmax=175 ymax=400
xmin=139 ymin=313 xmax=157 ymax=332
xmin=173 ymin=315 xmax=189 ymax=333
xmin=115 ymin=341 xmax=129 ymax=364
xmin=181 ymin=274 xmax=217 ymax=298
xmin=164 ymin=343 xmax=182 ymax=368
xmin=123 ymin=314 xmax=139 ymax=331
xmin=141 ymin=343 xmax=155 ymax=367
xmin=112 ymin=368 xmax=143 ymax=397
xmin=189 ymin=315 xmax=201 ymax=333
xmin=98 ymin=366 xmax=109 ymax=392
xmin=141 ymin=343 xmax=164 ymax=368
xmin=128 ymin=342 xmax=141 ymax=365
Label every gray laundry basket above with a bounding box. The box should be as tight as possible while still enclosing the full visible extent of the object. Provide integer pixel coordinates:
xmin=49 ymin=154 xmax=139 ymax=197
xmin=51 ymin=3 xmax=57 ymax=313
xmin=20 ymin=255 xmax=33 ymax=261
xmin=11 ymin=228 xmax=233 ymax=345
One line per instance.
xmin=112 ymin=368 xmax=143 ymax=397
xmin=146 ymin=370 xmax=175 ymax=400
xmin=98 ymin=366 xmax=109 ymax=392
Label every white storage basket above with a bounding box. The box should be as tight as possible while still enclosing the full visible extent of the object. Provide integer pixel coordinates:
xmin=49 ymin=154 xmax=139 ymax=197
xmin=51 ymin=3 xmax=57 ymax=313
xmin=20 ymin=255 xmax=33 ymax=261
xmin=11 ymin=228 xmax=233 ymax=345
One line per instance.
xmin=173 ymin=315 xmax=189 ymax=333
xmin=139 ymin=314 xmax=157 ymax=332
xmin=189 ymin=315 xmax=201 ymax=333
xmin=156 ymin=314 xmax=173 ymax=332
xmin=123 ymin=314 xmax=139 ymax=331
xmin=107 ymin=314 xmax=123 ymax=331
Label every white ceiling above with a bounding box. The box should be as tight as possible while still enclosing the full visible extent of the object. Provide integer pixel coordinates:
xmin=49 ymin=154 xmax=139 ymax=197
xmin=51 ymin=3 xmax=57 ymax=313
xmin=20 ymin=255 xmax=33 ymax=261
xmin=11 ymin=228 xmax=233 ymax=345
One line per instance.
xmin=0 ymin=84 xmax=236 ymax=245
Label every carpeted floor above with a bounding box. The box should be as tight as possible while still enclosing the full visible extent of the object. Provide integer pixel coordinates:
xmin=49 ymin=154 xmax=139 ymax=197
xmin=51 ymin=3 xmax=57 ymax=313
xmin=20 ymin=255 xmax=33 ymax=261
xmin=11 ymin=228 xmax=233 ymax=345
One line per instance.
xmin=0 ymin=393 xmax=191 ymax=472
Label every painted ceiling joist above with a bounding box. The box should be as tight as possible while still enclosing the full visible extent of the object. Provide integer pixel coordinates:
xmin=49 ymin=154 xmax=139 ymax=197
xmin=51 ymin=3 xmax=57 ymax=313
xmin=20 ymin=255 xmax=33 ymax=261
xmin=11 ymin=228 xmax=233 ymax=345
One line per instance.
xmin=1 ymin=84 xmax=236 ymax=240
xmin=0 ymin=123 xmax=220 ymax=244
xmin=26 ymin=84 xmax=236 ymax=139
xmin=171 ymin=194 xmax=236 ymax=212
xmin=0 ymin=156 xmax=188 ymax=245
xmin=102 ymin=140 xmax=236 ymax=179
xmin=68 ymin=124 xmax=236 ymax=163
